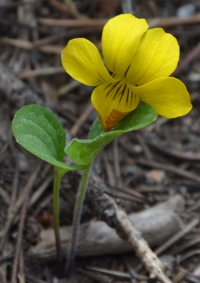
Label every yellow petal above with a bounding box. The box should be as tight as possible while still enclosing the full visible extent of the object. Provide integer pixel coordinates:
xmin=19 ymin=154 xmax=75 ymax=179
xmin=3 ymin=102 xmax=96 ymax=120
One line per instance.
xmin=91 ymin=81 xmax=140 ymax=131
xmin=126 ymin=28 xmax=180 ymax=85
xmin=61 ymin=38 xmax=116 ymax=86
xmin=102 ymin=14 xmax=148 ymax=78
xmin=130 ymin=77 xmax=192 ymax=118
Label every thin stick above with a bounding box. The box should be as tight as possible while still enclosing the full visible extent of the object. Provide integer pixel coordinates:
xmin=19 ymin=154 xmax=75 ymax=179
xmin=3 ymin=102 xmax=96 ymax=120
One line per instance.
xmin=121 ymin=0 xmax=132 ymax=14
xmin=70 ymin=104 xmax=94 ymax=136
xmin=18 ymin=67 xmax=65 ymax=79
xmin=87 ymin=178 xmax=172 ymax=283
xmin=155 ymin=218 xmax=199 ymax=255
xmin=30 ymin=175 xmax=53 ymax=207
xmin=37 ymin=14 xmax=200 ymax=28
xmin=11 ymin=163 xmax=41 ymax=283
xmin=0 ymin=164 xmax=19 ymax=252
xmin=0 ymin=38 xmax=63 ymax=54
xmin=38 ymin=18 xmax=107 ymax=28
xmin=173 ymin=42 xmax=200 ymax=76
xmin=18 ymin=248 xmax=25 ymax=283
xmin=137 ymin=158 xmax=200 ymax=183
xmin=115 ymin=209 xmax=172 ymax=283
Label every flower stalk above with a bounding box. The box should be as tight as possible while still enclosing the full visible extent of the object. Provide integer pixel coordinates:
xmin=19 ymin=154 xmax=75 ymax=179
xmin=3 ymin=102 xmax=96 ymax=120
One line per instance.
xmin=65 ymin=164 xmax=93 ymax=273
xmin=53 ymin=168 xmax=64 ymax=262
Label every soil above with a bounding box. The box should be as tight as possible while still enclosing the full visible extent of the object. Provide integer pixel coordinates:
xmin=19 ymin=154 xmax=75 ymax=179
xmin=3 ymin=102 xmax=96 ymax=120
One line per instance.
xmin=0 ymin=0 xmax=200 ymax=282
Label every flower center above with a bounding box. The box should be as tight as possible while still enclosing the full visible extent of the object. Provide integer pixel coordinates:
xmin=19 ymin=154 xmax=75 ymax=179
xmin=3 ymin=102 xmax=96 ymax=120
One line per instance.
xmin=104 ymin=79 xmax=135 ymax=108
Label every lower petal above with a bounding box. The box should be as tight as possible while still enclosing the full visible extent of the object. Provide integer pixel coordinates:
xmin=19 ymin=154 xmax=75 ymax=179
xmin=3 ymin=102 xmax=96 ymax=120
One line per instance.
xmin=130 ymin=77 xmax=192 ymax=118
xmin=91 ymin=81 xmax=140 ymax=131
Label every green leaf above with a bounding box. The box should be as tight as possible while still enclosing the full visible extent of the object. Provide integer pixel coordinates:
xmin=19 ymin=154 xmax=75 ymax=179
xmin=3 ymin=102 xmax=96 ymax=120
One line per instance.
xmin=12 ymin=105 xmax=85 ymax=171
xmin=65 ymin=102 xmax=157 ymax=165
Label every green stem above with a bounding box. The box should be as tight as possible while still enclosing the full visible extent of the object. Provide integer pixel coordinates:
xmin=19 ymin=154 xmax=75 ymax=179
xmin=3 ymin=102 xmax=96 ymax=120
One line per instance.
xmin=53 ymin=168 xmax=64 ymax=262
xmin=65 ymin=164 xmax=93 ymax=272
xmin=122 ymin=0 xmax=132 ymax=13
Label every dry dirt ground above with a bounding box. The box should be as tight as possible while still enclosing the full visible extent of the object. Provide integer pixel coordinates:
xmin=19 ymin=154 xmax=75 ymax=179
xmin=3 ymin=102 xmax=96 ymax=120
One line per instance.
xmin=0 ymin=0 xmax=200 ymax=282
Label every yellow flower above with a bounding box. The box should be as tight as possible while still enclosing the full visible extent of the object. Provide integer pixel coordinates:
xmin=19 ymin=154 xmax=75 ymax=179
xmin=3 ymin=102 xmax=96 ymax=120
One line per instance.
xmin=61 ymin=14 xmax=192 ymax=132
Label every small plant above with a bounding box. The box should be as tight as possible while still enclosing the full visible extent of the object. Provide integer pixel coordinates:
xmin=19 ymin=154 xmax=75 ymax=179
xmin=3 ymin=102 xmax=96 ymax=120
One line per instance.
xmin=12 ymin=11 xmax=192 ymax=277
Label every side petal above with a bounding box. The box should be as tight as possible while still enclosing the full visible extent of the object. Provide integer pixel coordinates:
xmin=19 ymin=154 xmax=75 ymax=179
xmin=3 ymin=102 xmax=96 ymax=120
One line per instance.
xmin=91 ymin=81 xmax=140 ymax=131
xmin=102 ymin=14 xmax=148 ymax=79
xmin=61 ymin=38 xmax=116 ymax=86
xmin=130 ymin=77 xmax=192 ymax=118
xmin=126 ymin=28 xmax=180 ymax=85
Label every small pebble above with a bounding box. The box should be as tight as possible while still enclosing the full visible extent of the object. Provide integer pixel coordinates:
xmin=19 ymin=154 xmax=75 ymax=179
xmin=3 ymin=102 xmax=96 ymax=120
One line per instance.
xmin=177 ymin=4 xmax=196 ymax=18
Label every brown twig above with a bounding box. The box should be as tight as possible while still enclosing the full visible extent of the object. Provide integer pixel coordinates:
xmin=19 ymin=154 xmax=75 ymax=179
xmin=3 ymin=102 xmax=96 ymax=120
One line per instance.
xmin=102 ymin=153 xmax=116 ymax=186
xmin=38 ymin=18 xmax=107 ymax=28
xmin=18 ymin=67 xmax=65 ymax=79
xmin=0 ymin=38 xmax=63 ymax=54
xmin=109 ymin=184 xmax=145 ymax=203
xmin=0 ymin=0 xmax=42 ymax=9
xmin=155 ymin=218 xmax=199 ymax=255
xmin=122 ymin=255 xmax=147 ymax=280
xmin=180 ymin=249 xmax=200 ymax=262
xmin=18 ymin=248 xmax=25 ymax=283
xmin=88 ymin=175 xmax=172 ymax=283
xmin=78 ymin=269 xmax=112 ymax=283
xmin=32 ymin=195 xmax=52 ymax=218
xmin=52 ymin=80 xmax=80 ymax=98
xmin=49 ymin=0 xmax=81 ymax=18
xmin=0 ymin=266 xmax=6 ymax=283
xmin=147 ymin=141 xmax=200 ymax=161
xmin=172 ymin=237 xmax=200 ymax=255
xmin=85 ymin=266 xmax=132 ymax=279
xmin=38 ymin=14 xmax=200 ymax=28
xmin=32 ymin=26 xmax=102 ymax=48
xmin=116 ymin=211 xmax=171 ymax=283
xmin=11 ymin=163 xmax=41 ymax=283
xmin=135 ymin=133 xmax=153 ymax=160
xmin=173 ymin=267 xmax=187 ymax=283
xmin=55 ymin=103 xmax=91 ymax=132
xmin=173 ymin=42 xmax=200 ymax=76
xmin=0 ymin=163 xmax=19 ymax=253
xmin=148 ymin=13 xmax=200 ymax=28
xmin=113 ymin=139 xmax=122 ymax=187
xmin=29 ymin=175 xmax=53 ymax=207
xmin=137 ymin=159 xmax=200 ymax=183
xmin=70 ymin=104 xmax=94 ymax=136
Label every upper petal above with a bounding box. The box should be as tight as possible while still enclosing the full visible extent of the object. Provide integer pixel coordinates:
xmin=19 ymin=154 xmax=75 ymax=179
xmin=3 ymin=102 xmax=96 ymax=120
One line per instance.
xmin=91 ymin=81 xmax=140 ymax=131
xmin=102 ymin=14 xmax=148 ymax=78
xmin=130 ymin=77 xmax=192 ymax=118
xmin=61 ymin=38 xmax=116 ymax=86
xmin=126 ymin=28 xmax=180 ymax=85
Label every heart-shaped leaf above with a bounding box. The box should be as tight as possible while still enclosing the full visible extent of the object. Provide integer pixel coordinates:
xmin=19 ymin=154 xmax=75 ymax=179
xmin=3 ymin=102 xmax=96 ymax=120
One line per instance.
xmin=12 ymin=105 xmax=85 ymax=171
xmin=65 ymin=102 xmax=157 ymax=165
